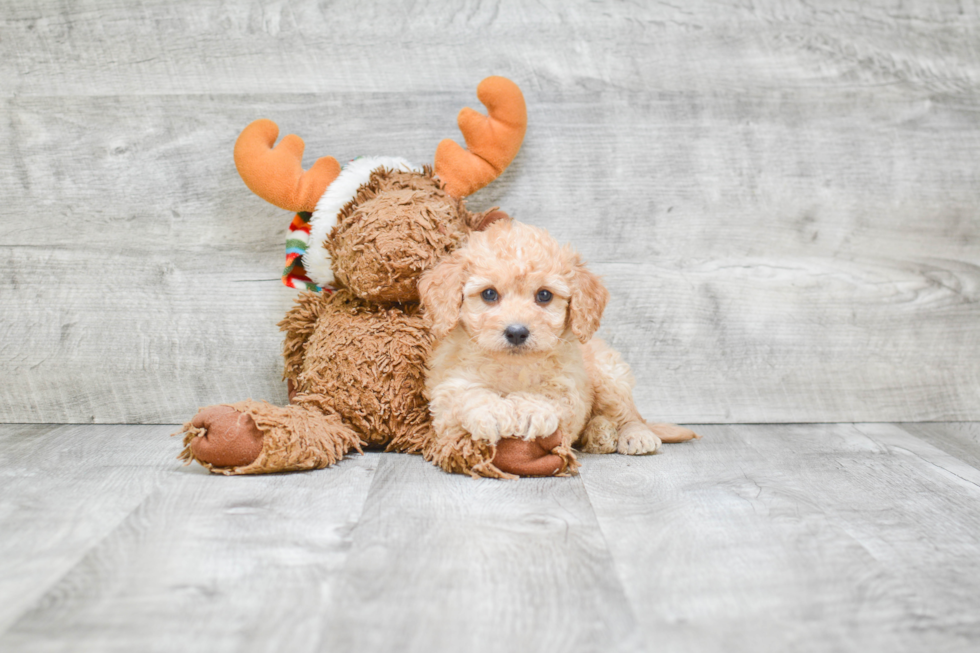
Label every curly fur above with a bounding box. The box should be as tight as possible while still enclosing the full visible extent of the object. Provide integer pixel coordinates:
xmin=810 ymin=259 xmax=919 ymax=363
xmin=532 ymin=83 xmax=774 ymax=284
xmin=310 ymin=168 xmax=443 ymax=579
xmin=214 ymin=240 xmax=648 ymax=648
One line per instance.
xmin=179 ymin=78 xmax=529 ymax=476
xmin=420 ymin=220 xmax=698 ymax=466
xmin=177 ymin=169 xmax=483 ymax=474
xmin=329 ymin=169 xmax=470 ymax=303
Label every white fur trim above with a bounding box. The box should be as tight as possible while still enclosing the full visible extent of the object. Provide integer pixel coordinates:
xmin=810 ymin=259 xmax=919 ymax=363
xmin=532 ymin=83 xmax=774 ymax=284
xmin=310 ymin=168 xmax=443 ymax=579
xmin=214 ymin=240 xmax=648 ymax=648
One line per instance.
xmin=304 ymin=156 xmax=423 ymax=288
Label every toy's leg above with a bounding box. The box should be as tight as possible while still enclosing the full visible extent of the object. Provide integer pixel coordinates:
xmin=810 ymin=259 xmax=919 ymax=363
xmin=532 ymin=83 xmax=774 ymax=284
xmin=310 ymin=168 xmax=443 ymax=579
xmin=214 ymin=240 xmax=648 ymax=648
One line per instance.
xmin=424 ymin=373 xmax=580 ymax=478
xmin=176 ymin=397 xmax=362 ymax=475
xmin=422 ymin=424 xmax=577 ymax=479
xmin=584 ymin=339 xmax=699 ymax=455
xmin=422 ymin=422 xmax=505 ymax=478
xmin=494 ymin=431 xmax=578 ymax=477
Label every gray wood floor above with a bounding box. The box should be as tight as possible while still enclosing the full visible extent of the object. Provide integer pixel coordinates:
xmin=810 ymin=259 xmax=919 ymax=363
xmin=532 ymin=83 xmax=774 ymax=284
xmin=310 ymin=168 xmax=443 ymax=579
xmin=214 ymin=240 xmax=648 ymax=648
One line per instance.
xmin=2 ymin=422 xmax=979 ymax=652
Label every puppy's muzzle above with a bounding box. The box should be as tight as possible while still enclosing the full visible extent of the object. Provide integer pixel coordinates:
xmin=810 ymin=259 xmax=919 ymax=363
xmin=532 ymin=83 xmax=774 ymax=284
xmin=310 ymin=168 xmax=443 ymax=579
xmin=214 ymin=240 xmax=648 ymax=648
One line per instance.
xmin=504 ymin=324 xmax=530 ymax=346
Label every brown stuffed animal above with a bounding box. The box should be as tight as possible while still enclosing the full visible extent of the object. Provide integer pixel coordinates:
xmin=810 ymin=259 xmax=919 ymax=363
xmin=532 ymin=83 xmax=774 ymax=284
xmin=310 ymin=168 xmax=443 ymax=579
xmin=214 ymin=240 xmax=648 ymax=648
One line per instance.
xmin=176 ymin=77 xmax=574 ymax=478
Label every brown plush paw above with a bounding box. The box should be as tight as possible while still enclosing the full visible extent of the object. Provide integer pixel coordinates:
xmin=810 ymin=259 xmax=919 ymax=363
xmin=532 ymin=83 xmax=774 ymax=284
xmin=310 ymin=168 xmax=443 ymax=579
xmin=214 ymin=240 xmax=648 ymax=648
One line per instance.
xmin=493 ymin=430 xmax=566 ymax=477
xmin=189 ymin=405 xmax=264 ymax=468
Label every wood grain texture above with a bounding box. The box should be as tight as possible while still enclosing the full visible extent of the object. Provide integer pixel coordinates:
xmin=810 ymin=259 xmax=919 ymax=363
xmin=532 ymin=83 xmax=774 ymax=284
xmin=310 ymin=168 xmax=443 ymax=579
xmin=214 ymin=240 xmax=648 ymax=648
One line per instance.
xmin=316 ymin=454 xmax=643 ymax=653
xmin=0 ymin=424 xmax=379 ymax=652
xmin=5 ymin=423 xmax=980 ymax=652
xmin=1 ymin=1 xmax=977 ymax=97
xmin=1 ymin=0 xmax=979 ymax=422
xmin=0 ymin=424 xmax=177 ymax=632
xmin=895 ymin=422 xmax=980 ymax=471
xmin=579 ymin=424 xmax=980 ymax=653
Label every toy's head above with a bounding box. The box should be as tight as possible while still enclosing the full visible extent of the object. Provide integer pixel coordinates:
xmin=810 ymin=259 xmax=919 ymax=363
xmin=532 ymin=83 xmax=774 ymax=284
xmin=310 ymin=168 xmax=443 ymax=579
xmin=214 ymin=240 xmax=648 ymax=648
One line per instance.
xmin=233 ymin=77 xmax=526 ymax=303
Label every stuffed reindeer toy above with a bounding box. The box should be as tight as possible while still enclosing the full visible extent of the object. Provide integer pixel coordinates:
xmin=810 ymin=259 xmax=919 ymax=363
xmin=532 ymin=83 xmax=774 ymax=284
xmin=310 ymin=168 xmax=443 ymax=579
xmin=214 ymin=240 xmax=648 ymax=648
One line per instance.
xmin=176 ymin=77 xmax=572 ymax=477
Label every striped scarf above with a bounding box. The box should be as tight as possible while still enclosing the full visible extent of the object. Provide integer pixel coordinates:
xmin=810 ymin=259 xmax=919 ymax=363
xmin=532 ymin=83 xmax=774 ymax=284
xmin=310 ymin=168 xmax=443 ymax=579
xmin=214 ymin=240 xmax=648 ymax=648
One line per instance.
xmin=283 ymin=212 xmax=332 ymax=292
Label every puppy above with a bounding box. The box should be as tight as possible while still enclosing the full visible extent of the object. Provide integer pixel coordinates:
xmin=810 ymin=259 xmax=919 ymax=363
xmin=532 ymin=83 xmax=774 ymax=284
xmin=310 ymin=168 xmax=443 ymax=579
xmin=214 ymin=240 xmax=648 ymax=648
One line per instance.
xmin=418 ymin=219 xmax=698 ymax=477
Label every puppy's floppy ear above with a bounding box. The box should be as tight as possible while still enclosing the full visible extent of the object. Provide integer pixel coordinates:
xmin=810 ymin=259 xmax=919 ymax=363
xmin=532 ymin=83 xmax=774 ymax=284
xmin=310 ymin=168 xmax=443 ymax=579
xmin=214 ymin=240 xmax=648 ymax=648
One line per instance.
xmin=469 ymin=208 xmax=511 ymax=232
xmin=566 ymin=250 xmax=609 ymax=343
xmin=419 ymin=248 xmax=468 ymax=339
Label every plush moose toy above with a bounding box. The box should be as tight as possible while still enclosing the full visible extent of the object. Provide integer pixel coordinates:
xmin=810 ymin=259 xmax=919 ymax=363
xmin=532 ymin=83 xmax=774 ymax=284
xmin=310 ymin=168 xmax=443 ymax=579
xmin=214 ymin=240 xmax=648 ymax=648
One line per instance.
xmin=177 ymin=77 xmax=575 ymax=477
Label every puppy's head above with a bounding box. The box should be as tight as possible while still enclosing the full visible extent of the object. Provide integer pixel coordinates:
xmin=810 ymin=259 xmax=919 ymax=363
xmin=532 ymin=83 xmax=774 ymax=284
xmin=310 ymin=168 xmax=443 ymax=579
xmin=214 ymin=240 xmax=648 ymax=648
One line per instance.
xmin=419 ymin=220 xmax=608 ymax=357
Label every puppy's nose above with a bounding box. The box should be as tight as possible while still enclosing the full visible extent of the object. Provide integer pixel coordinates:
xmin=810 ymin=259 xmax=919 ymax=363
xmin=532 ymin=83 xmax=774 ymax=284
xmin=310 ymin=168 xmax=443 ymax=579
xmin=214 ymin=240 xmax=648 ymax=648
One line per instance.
xmin=504 ymin=324 xmax=530 ymax=346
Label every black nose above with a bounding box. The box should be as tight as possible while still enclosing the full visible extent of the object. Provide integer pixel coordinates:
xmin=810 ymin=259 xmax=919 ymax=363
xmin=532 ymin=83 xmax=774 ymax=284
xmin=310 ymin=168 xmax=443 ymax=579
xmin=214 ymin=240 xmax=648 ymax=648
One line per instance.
xmin=504 ymin=324 xmax=530 ymax=346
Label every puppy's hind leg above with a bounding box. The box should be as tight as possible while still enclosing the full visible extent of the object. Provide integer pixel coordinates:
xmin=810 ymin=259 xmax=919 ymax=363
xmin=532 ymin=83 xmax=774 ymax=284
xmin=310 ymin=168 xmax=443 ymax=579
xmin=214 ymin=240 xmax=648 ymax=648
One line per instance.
xmin=579 ymin=415 xmax=618 ymax=454
xmin=583 ymin=339 xmax=659 ymax=455
xmin=580 ymin=411 xmax=667 ymax=456
xmin=584 ymin=339 xmax=697 ymax=455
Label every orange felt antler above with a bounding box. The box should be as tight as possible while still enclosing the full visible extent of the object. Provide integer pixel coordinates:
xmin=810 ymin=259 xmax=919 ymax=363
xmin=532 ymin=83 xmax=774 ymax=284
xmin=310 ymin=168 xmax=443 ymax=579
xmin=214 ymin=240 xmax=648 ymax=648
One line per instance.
xmin=434 ymin=76 xmax=527 ymax=198
xmin=233 ymin=119 xmax=341 ymax=213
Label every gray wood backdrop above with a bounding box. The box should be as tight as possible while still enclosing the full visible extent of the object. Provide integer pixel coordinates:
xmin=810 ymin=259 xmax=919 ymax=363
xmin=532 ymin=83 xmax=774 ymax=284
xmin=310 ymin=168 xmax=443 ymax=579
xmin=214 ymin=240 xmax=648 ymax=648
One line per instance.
xmin=1 ymin=0 xmax=978 ymax=424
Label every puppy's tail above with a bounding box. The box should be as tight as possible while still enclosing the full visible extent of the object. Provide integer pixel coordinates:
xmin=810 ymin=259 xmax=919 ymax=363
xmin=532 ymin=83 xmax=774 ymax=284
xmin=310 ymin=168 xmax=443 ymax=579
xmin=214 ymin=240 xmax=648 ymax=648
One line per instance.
xmin=644 ymin=421 xmax=701 ymax=443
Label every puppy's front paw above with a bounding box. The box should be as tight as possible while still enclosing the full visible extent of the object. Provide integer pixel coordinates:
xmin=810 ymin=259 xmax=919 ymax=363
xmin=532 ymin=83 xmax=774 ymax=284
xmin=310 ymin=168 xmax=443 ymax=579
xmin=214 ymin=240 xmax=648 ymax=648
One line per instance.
xmin=462 ymin=402 xmax=518 ymax=444
xmin=617 ymin=422 xmax=662 ymax=455
xmin=511 ymin=396 xmax=560 ymax=440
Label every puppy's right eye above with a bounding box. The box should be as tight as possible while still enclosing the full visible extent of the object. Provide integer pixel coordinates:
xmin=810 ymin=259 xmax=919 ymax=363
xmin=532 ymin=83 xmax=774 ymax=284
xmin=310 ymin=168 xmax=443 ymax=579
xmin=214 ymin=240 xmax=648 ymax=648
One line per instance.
xmin=481 ymin=288 xmax=499 ymax=303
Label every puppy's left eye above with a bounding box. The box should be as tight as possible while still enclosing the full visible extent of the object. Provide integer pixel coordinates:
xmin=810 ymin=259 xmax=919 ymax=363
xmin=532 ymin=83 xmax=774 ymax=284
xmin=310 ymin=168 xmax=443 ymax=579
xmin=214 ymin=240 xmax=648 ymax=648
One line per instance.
xmin=535 ymin=289 xmax=553 ymax=304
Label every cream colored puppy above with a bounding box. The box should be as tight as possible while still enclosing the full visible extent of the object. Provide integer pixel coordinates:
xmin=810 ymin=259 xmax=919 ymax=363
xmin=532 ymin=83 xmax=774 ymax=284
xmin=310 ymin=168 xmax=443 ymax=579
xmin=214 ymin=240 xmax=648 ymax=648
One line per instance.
xmin=419 ymin=219 xmax=697 ymax=471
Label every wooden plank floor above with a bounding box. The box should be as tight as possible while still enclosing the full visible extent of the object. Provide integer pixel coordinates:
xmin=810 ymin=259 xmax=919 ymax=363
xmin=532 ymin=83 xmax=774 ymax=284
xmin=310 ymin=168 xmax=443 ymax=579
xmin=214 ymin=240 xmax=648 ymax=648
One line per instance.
xmin=1 ymin=423 xmax=979 ymax=652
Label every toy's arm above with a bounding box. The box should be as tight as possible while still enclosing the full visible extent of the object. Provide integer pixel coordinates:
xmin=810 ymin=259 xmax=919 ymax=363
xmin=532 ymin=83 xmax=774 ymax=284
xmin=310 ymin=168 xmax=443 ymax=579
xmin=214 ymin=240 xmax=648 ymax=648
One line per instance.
xmin=278 ymin=290 xmax=328 ymax=386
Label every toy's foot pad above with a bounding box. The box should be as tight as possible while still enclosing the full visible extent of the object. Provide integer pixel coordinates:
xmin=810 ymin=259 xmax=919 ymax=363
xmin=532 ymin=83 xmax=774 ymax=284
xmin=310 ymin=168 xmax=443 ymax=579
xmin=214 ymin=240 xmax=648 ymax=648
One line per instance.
xmin=187 ymin=405 xmax=264 ymax=468
xmin=492 ymin=431 xmax=567 ymax=477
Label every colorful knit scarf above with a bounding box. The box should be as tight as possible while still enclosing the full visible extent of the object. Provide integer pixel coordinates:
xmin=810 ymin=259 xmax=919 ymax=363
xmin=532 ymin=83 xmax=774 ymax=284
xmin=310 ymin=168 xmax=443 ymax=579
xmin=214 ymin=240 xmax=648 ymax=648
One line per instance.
xmin=282 ymin=212 xmax=328 ymax=292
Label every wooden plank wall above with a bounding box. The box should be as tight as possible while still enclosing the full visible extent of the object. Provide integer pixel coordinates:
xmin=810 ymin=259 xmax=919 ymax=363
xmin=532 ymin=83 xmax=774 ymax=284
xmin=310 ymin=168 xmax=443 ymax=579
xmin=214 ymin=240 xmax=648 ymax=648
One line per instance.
xmin=1 ymin=0 xmax=978 ymax=424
